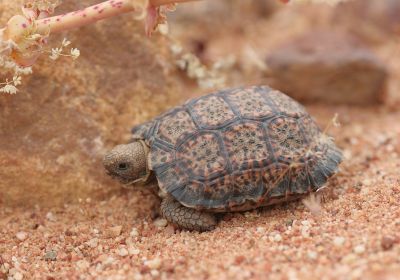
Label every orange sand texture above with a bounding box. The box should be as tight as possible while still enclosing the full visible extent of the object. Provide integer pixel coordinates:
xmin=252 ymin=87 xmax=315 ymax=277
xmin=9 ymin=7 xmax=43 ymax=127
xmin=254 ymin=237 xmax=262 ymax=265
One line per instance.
xmin=1 ymin=1 xmax=399 ymax=279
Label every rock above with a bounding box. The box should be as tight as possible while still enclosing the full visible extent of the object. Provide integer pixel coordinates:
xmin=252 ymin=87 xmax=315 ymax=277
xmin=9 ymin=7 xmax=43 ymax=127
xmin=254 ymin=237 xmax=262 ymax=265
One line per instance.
xmin=153 ymin=218 xmax=168 ymax=228
xmin=117 ymin=247 xmax=129 ymax=257
xmin=44 ymin=250 xmax=57 ymax=261
xmin=273 ymin=234 xmax=282 ymax=242
xmin=266 ymin=30 xmax=388 ymax=105
xmin=0 ymin=0 xmax=184 ymax=208
xmin=15 ymin=232 xmax=27 ymax=241
xmin=128 ymin=246 xmax=140 ymax=255
xmin=144 ymin=258 xmax=162 ymax=270
xmin=130 ymin=228 xmax=139 ymax=237
xmin=106 ymin=226 xmax=122 ymax=238
xmin=86 ymin=238 xmax=98 ymax=248
xmin=13 ymin=272 xmax=24 ymax=280
xmin=381 ymin=236 xmax=397 ymax=251
xmin=333 ymin=236 xmax=346 ymax=247
xmin=46 ymin=212 xmax=56 ymax=222
xmin=307 ymin=251 xmax=318 ymax=260
xmin=353 ymin=244 xmax=366 ymax=254
xmin=256 ymin=227 xmax=266 ymax=234
xmin=334 ymin=0 xmax=400 ymax=42
xmin=76 ymin=260 xmax=90 ymax=270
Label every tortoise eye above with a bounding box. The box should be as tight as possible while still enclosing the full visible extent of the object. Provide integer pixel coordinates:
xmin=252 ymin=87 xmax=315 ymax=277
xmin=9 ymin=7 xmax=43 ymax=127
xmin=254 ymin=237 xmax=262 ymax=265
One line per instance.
xmin=118 ymin=163 xmax=129 ymax=170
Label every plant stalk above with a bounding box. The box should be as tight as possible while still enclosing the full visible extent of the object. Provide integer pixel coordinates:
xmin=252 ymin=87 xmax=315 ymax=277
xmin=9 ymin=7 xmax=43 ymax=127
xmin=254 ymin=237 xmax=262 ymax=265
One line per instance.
xmin=36 ymin=0 xmax=197 ymax=34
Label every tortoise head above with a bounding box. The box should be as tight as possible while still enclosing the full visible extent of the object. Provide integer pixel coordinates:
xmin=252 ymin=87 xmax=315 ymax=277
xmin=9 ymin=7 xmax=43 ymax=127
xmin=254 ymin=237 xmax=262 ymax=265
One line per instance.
xmin=103 ymin=140 xmax=150 ymax=186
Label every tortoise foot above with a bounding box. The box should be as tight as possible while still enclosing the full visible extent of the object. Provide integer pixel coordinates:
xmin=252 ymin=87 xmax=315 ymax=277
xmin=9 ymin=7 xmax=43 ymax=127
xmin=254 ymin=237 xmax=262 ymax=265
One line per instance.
xmin=160 ymin=196 xmax=216 ymax=232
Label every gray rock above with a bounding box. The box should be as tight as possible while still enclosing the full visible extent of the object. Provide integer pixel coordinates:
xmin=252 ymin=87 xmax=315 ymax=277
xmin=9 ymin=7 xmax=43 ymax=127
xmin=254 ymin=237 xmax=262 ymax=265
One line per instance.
xmin=334 ymin=0 xmax=400 ymax=41
xmin=266 ymin=31 xmax=388 ymax=105
xmin=44 ymin=250 xmax=57 ymax=261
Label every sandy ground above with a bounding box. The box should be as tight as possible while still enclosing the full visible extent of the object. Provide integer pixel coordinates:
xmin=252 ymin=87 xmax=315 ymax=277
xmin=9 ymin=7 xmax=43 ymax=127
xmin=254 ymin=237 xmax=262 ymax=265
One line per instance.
xmin=2 ymin=1 xmax=400 ymax=279
xmin=1 ymin=105 xmax=399 ymax=280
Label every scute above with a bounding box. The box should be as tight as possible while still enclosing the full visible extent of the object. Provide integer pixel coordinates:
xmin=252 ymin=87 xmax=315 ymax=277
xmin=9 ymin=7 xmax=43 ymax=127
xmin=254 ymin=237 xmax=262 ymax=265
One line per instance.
xmin=156 ymin=163 xmax=188 ymax=196
xmin=177 ymin=132 xmax=227 ymax=179
xmin=226 ymin=88 xmax=274 ymax=119
xmin=131 ymin=121 xmax=154 ymax=141
xmin=266 ymin=89 xmax=307 ymax=117
xmin=189 ymin=94 xmax=236 ymax=128
xmin=142 ymin=86 xmax=342 ymax=211
xmin=155 ymin=109 xmax=197 ymax=146
xmin=267 ymin=116 xmax=307 ymax=163
xmin=148 ymin=144 xmax=174 ymax=170
xmin=223 ymin=121 xmax=272 ymax=170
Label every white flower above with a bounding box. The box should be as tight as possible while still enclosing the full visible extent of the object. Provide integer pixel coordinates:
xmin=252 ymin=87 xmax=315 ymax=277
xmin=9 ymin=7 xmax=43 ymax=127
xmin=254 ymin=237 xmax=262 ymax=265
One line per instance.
xmin=0 ymin=84 xmax=18 ymax=94
xmin=157 ymin=23 xmax=169 ymax=35
xmin=70 ymin=48 xmax=80 ymax=60
xmin=13 ymin=76 xmax=22 ymax=86
xmin=15 ymin=66 xmax=33 ymax=75
xmin=170 ymin=43 xmax=183 ymax=55
xmin=332 ymin=113 xmax=340 ymax=127
xmin=4 ymin=60 xmax=17 ymax=69
xmin=62 ymin=38 xmax=71 ymax=47
xmin=49 ymin=47 xmax=62 ymax=60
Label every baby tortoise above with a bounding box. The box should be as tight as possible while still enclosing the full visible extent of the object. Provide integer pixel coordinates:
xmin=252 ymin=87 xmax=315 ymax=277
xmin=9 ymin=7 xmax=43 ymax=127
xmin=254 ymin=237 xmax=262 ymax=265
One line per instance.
xmin=104 ymin=86 xmax=342 ymax=231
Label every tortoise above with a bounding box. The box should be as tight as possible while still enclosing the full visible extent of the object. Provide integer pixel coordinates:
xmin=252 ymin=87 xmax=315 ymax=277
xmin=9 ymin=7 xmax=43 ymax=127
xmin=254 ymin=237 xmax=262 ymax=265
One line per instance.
xmin=103 ymin=86 xmax=342 ymax=231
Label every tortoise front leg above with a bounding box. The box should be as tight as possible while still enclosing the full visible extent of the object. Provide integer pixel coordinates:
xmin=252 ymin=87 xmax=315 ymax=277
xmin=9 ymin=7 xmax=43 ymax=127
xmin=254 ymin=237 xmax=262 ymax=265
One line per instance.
xmin=160 ymin=196 xmax=217 ymax=232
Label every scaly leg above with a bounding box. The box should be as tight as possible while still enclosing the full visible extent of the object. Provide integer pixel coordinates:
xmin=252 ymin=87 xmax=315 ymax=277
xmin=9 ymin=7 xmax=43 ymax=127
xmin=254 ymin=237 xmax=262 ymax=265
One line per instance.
xmin=160 ymin=196 xmax=217 ymax=232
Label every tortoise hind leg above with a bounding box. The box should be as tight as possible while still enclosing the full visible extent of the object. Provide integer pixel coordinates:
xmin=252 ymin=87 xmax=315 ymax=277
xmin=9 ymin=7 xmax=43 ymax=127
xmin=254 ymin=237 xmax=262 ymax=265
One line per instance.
xmin=160 ymin=196 xmax=217 ymax=232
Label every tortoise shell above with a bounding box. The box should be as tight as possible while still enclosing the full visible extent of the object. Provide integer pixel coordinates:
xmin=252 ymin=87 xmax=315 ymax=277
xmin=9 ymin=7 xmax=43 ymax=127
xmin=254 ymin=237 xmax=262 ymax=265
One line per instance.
xmin=131 ymin=86 xmax=342 ymax=212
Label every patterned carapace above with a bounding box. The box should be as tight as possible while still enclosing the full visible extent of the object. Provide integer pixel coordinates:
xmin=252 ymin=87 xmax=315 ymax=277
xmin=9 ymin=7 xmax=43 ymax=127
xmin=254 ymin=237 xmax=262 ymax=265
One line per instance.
xmin=131 ymin=86 xmax=342 ymax=212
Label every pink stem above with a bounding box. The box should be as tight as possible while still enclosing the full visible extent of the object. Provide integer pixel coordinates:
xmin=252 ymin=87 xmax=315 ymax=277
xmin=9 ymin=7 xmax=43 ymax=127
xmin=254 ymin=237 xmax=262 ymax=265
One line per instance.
xmin=36 ymin=0 xmax=196 ymax=34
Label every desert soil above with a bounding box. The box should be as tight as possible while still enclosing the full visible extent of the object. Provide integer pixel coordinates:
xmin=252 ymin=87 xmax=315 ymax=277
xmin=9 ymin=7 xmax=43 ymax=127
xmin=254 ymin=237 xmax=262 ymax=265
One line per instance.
xmin=1 ymin=1 xmax=400 ymax=279
xmin=1 ymin=105 xmax=400 ymax=280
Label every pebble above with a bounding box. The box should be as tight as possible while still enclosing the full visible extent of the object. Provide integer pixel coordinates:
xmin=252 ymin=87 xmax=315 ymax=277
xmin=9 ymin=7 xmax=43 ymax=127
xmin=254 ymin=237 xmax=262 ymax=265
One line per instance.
xmin=103 ymin=256 xmax=116 ymax=267
xmin=342 ymin=253 xmax=357 ymax=264
xmin=362 ymin=179 xmax=372 ymax=186
xmin=333 ymin=237 xmax=346 ymax=247
xmin=145 ymin=258 xmax=162 ymax=269
xmin=164 ymin=225 xmax=175 ymax=235
xmin=76 ymin=260 xmax=90 ymax=270
xmin=9 ymin=268 xmax=18 ymax=276
xmin=107 ymin=226 xmax=122 ymax=238
xmin=44 ymin=250 xmax=57 ymax=261
xmin=118 ymin=247 xmax=129 ymax=257
xmin=130 ymin=228 xmax=139 ymax=237
xmin=128 ymin=246 xmax=140 ymax=255
xmin=153 ymin=219 xmax=168 ymax=228
xmin=15 ymin=232 xmax=27 ymax=241
xmin=381 ymin=236 xmax=396 ymax=250
xmin=274 ymin=234 xmax=282 ymax=242
xmin=301 ymin=227 xmax=310 ymax=238
xmin=46 ymin=212 xmax=56 ymax=222
xmin=87 ymin=238 xmax=98 ymax=248
xmin=307 ymin=251 xmax=318 ymax=260
xmin=14 ymin=272 xmax=23 ymax=280
xmin=256 ymin=227 xmax=266 ymax=234
xmin=353 ymin=244 xmax=366 ymax=254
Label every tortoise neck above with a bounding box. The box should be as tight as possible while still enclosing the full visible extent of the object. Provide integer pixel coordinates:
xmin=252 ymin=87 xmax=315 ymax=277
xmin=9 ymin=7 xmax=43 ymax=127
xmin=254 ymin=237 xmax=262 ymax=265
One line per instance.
xmin=138 ymin=140 xmax=152 ymax=185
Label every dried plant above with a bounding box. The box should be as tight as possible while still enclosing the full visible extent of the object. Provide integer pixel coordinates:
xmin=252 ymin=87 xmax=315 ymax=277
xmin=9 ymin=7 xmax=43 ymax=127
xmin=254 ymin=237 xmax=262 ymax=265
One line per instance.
xmin=281 ymin=0 xmax=349 ymax=5
xmin=266 ymin=113 xmax=341 ymax=215
xmin=0 ymin=0 xmax=195 ymax=94
xmin=302 ymin=192 xmax=323 ymax=216
xmin=0 ymin=0 xmax=350 ymax=94
xmin=170 ymin=41 xmax=235 ymax=89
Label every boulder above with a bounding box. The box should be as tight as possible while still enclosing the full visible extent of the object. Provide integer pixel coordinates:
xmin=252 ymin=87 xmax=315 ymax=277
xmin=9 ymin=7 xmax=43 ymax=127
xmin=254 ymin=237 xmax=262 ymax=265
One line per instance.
xmin=266 ymin=30 xmax=388 ymax=105
xmin=0 ymin=1 xmax=184 ymax=207
xmin=334 ymin=0 xmax=400 ymax=43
